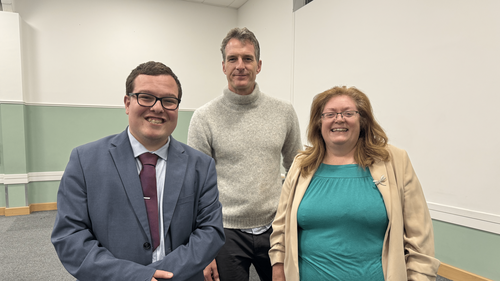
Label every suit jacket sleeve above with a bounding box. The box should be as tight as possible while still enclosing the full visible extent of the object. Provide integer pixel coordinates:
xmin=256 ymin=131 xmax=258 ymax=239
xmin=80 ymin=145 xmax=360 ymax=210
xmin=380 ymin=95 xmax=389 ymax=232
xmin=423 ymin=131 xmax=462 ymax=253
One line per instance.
xmin=51 ymin=147 xmax=157 ymax=281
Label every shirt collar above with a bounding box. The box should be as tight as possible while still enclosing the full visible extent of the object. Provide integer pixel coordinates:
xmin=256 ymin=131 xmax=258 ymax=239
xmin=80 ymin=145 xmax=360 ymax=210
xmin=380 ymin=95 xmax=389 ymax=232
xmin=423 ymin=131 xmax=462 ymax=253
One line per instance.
xmin=127 ymin=127 xmax=169 ymax=161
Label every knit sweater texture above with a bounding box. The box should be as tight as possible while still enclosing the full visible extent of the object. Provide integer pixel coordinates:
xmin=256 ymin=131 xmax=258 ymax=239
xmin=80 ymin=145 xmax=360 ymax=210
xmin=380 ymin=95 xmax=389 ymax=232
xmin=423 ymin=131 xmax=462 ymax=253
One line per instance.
xmin=188 ymin=84 xmax=302 ymax=229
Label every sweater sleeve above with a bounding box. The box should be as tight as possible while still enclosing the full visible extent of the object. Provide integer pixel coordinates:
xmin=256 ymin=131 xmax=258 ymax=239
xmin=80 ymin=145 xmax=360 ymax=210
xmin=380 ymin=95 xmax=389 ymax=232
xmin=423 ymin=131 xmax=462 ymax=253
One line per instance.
xmin=281 ymin=104 xmax=302 ymax=173
xmin=187 ymin=109 xmax=213 ymax=158
xmin=398 ymin=149 xmax=441 ymax=280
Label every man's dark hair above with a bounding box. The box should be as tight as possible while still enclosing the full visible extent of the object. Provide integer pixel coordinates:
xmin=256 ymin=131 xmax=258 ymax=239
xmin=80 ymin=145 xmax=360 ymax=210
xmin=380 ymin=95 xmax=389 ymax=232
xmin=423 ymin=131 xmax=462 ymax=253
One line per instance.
xmin=126 ymin=61 xmax=182 ymax=100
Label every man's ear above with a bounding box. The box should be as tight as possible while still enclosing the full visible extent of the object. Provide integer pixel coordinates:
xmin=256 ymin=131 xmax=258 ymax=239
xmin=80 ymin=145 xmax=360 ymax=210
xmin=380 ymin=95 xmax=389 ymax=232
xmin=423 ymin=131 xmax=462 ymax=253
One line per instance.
xmin=124 ymin=95 xmax=131 ymax=115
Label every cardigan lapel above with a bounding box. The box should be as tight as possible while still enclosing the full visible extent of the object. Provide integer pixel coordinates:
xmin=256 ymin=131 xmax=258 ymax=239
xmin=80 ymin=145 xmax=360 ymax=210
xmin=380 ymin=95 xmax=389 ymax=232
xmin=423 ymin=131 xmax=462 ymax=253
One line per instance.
xmin=109 ymin=130 xmax=151 ymax=239
xmin=369 ymin=160 xmax=393 ymax=223
xmin=289 ymin=167 xmax=316 ymax=274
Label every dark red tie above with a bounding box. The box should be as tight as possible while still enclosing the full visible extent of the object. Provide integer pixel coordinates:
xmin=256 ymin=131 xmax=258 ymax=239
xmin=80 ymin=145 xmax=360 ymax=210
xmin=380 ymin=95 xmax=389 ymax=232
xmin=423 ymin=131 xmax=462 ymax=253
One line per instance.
xmin=138 ymin=153 xmax=160 ymax=250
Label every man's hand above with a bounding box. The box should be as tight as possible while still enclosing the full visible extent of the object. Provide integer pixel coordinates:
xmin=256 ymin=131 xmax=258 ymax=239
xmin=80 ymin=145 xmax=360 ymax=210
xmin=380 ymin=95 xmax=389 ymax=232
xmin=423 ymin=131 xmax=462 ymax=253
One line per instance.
xmin=272 ymin=263 xmax=285 ymax=281
xmin=203 ymin=259 xmax=220 ymax=281
xmin=151 ymin=270 xmax=173 ymax=281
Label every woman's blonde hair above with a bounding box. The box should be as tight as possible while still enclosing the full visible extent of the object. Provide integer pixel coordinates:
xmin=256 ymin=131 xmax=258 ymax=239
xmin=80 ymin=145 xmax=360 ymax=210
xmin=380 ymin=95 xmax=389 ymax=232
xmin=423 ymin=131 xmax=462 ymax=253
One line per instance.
xmin=299 ymin=86 xmax=389 ymax=176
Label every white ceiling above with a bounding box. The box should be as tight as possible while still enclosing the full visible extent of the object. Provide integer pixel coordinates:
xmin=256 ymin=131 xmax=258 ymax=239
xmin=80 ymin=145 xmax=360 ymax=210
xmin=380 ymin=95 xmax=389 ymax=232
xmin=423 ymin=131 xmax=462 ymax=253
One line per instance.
xmin=0 ymin=0 xmax=249 ymax=12
xmin=181 ymin=0 xmax=248 ymax=9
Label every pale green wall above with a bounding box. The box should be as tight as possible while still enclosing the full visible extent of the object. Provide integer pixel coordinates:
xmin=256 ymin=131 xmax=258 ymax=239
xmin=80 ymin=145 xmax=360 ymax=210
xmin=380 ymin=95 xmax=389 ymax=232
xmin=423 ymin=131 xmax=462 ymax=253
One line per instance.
xmin=1 ymin=104 xmax=193 ymax=208
xmin=1 ymin=104 xmax=28 ymax=208
xmin=25 ymin=106 xmax=129 ymax=172
xmin=0 ymin=105 xmax=3 ymax=174
xmin=0 ymin=184 xmax=5 ymax=206
xmin=28 ymin=181 xmax=59 ymax=204
xmin=24 ymin=105 xmax=193 ymax=172
xmin=433 ymin=220 xmax=500 ymax=280
xmin=1 ymin=104 xmax=27 ymax=174
xmin=6 ymin=184 xmax=26 ymax=207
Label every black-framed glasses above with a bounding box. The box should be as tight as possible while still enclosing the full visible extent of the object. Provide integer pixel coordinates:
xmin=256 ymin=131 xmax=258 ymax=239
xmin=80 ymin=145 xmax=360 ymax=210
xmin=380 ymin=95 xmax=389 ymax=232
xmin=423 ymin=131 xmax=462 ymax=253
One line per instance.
xmin=321 ymin=110 xmax=359 ymax=120
xmin=129 ymin=93 xmax=181 ymax=110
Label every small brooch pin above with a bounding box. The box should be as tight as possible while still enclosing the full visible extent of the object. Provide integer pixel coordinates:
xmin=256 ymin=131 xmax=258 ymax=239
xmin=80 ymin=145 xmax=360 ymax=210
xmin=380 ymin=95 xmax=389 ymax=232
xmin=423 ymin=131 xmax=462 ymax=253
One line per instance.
xmin=373 ymin=175 xmax=386 ymax=186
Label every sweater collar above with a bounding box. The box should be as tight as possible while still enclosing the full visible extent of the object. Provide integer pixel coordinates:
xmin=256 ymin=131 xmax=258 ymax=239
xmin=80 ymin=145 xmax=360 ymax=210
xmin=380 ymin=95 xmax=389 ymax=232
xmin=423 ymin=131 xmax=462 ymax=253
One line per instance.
xmin=223 ymin=83 xmax=261 ymax=105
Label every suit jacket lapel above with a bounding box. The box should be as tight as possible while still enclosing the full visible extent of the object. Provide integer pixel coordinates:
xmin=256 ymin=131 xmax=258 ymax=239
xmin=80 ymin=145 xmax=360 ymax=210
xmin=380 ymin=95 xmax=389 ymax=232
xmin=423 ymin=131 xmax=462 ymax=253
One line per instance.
xmin=162 ymin=137 xmax=187 ymax=235
xmin=109 ymin=130 xmax=151 ymax=237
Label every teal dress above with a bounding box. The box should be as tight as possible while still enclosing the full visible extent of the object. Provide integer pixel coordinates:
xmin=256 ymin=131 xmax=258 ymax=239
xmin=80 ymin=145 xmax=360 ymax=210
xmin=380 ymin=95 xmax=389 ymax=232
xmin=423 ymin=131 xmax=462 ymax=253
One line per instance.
xmin=297 ymin=164 xmax=388 ymax=281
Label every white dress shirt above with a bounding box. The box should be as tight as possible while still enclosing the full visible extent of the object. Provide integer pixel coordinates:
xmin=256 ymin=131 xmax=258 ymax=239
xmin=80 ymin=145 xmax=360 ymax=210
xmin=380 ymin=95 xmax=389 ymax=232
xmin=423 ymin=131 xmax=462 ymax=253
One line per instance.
xmin=127 ymin=128 xmax=170 ymax=263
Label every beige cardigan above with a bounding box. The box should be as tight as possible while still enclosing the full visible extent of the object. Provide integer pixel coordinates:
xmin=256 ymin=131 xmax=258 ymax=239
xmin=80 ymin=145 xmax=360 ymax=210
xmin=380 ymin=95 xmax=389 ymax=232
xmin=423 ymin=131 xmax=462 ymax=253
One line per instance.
xmin=269 ymin=145 xmax=440 ymax=281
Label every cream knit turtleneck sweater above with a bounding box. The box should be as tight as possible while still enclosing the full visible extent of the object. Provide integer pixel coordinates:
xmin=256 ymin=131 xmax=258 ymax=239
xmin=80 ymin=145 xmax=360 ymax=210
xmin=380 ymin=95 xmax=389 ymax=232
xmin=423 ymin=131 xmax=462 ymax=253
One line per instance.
xmin=188 ymin=84 xmax=302 ymax=229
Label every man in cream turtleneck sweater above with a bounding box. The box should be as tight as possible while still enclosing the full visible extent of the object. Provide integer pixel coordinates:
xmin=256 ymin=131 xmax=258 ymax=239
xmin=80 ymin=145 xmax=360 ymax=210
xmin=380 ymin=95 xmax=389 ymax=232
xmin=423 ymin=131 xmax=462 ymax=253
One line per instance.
xmin=188 ymin=28 xmax=302 ymax=281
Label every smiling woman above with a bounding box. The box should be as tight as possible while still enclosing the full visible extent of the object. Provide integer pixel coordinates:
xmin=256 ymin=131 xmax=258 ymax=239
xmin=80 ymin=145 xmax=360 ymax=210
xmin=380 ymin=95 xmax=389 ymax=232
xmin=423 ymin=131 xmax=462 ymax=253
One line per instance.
xmin=269 ymin=86 xmax=440 ymax=281
xmin=320 ymin=95 xmax=361 ymax=164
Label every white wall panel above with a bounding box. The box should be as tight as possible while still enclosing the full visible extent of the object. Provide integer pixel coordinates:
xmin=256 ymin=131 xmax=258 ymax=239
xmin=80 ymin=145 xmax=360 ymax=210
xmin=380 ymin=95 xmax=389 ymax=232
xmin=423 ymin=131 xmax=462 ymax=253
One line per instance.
xmin=0 ymin=11 xmax=23 ymax=102
xmin=14 ymin=0 xmax=235 ymax=108
xmin=237 ymin=0 xmax=294 ymax=103
xmin=293 ymin=0 xmax=500 ymax=227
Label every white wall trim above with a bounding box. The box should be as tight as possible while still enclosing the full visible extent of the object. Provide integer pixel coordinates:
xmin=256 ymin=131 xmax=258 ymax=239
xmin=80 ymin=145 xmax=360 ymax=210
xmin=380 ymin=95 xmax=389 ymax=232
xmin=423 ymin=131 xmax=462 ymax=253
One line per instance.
xmin=0 ymin=100 xmax=197 ymax=111
xmin=429 ymin=202 xmax=500 ymax=235
xmin=28 ymin=171 xmax=64 ymax=182
xmin=0 ymin=172 xmax=63 ymax=184
xmin=1 ymin=173 xmax=28 ymax=184
xmin=0 ymin=100 xmax=24 ymax=105
xmin=24 ymin=102 xmax=125 ymax=108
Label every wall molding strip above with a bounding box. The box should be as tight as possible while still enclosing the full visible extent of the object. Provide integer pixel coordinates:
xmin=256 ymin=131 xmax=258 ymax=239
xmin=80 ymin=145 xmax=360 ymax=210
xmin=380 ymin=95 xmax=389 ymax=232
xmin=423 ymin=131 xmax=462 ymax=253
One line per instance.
xmin=0 ymin=172 xmax=63 ymax=184
xmin=0 ymin=100 xmax=23 ymax=104
xmin=1 ymin=100 xmax=197 ymax=111
xmin=28 ymin=171 xmax=64 ymax=182
xmin=428 ymin=202 xmax=500 ymax=235
xmin=2 ymin=173 xmax=29 ymax=184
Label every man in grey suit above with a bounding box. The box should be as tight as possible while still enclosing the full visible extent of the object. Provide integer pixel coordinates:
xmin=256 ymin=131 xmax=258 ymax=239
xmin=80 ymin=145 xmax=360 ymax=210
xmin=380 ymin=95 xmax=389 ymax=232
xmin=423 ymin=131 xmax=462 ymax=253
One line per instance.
xmin=51 ymin=61 xmax=225 ymax=281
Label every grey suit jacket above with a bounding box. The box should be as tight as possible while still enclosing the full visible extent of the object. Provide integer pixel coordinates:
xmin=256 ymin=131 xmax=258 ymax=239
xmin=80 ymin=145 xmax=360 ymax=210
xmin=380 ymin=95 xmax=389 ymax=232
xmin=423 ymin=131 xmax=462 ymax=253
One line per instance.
xmin=51 ymin=129 xmax=225 ymax=281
